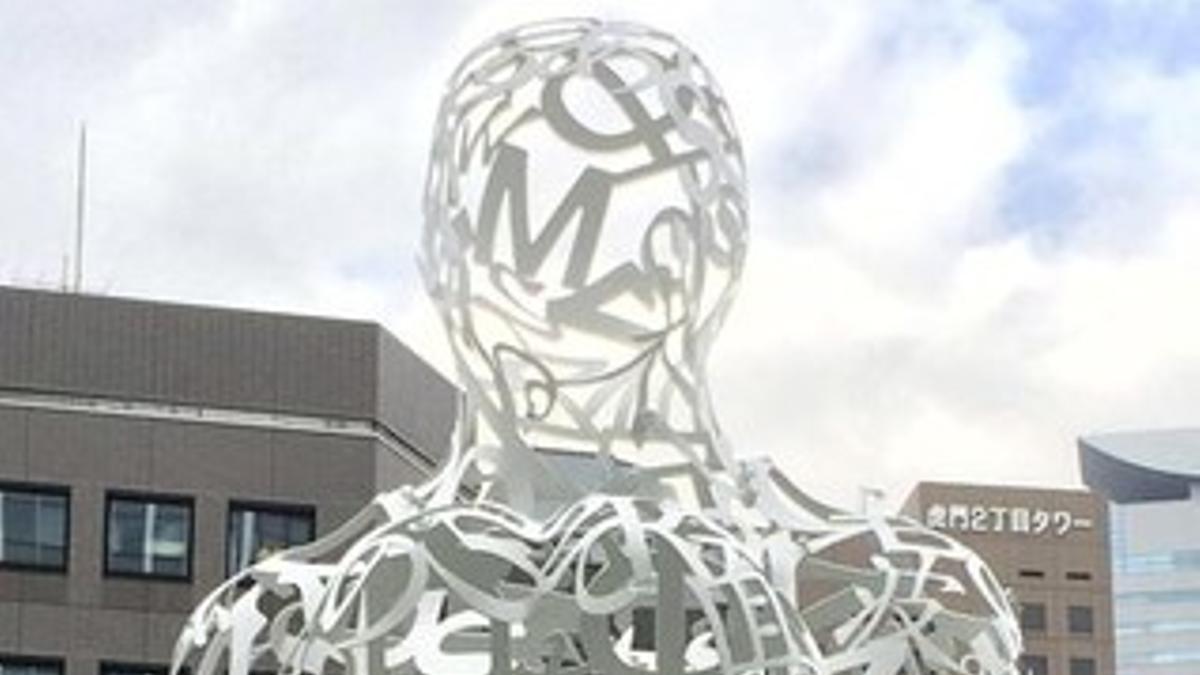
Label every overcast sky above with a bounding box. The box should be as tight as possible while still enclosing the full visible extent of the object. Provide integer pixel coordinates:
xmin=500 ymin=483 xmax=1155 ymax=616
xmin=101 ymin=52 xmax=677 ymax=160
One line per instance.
xmin=3 ymin=0 xmax=1199 ymax=509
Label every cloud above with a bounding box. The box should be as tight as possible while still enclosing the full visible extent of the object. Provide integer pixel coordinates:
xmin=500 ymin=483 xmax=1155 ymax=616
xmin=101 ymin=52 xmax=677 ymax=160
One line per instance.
xmin=2 ymin=0 xmax=1199 ymax=510
xmin=709 ymin=0 xmax=1200 ymax=507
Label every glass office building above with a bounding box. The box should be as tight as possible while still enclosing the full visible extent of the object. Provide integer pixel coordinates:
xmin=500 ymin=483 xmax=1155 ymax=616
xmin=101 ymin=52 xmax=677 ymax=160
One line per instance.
xmin=1080 ymin=429 xmax=1200 ymax=674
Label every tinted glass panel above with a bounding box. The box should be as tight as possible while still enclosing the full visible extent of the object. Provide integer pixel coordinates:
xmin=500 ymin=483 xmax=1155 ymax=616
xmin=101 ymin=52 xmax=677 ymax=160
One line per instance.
xmin=0 ymin=659 xmax=63 ymax=675
xmin=1117 ymin=549 xmax=1200 ymax=575
xmin=1068 ymin=605 xmax=1094 ymax=634
xmin=1117 ymin=588 xmax=1200 ymax=604
xmin=0 ymin=486 xmax=68 ymax=569
xmin=106 ymin=495 xmax=192 ymax=578
xmin=1020 ymin=602 xmax=1047 ymax=632
xmin=1070 ymin=657 xmax=1096 ymax=675
xmin=100 ymin=662 xmax=167 ymax=675
xmin=1019 ymin=654 xmax=1048 ymax=675
xmin=227 ymin=504 xmax=314 ymax=575
xmin=631 ymin=607 xmax=655 ymax=650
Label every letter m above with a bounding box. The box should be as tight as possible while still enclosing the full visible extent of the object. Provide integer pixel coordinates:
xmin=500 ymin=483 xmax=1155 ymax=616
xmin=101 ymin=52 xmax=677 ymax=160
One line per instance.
xmin=473 ymin=143 xmax=611 ymax=289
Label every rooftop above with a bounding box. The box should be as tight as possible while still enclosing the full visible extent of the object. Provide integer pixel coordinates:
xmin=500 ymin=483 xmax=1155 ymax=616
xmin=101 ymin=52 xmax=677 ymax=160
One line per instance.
xmin=1079 ymin=428 xmax=1200 ymax=503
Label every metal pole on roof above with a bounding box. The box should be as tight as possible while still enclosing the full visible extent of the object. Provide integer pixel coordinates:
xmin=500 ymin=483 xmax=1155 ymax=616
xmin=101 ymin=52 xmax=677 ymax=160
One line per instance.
xmin=73 ymin=121 xmax=87 ymax=293
xmin=859 ymin=485 xmax=886 ymax=516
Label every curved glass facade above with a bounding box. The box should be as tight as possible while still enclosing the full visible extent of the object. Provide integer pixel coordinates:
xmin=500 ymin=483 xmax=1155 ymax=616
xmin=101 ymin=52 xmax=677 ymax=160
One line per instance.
xmin=1081 ymin=431 xmax=1200 ymax=675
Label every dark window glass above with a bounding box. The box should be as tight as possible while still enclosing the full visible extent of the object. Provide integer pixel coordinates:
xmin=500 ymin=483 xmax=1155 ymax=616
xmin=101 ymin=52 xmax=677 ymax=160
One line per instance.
xmin=227 ymin=503 xmax=315 ymax=575
xmin=631 ymin=607 xmax=655 ymax=650
xmin=106 ymin=494 xmax=192 ymax=579
xmin=0 ymin=485 xmax=68 ymax=569
xmin=1019 ymin=654 xmax=1048 ymax=675
xmin=1065 ymin=570 xmax=1092 ymax=581
xmin=1068 ymin=605 xmax=1094 ymax=634
xmin=1020 ymin=602 xmax=1047 ymax=632
xmin=1069 ymin=657 xmax=1096 ymax=675
xmin=627 ymin=608 xmax=707 ymax=652
xmin=99 ymin=663 xmax=167 ymax=675
xmin=0 ymin=657 xmax=63 ymax=675
xmin=1018 ymin=569 xmax=1045 ymax=579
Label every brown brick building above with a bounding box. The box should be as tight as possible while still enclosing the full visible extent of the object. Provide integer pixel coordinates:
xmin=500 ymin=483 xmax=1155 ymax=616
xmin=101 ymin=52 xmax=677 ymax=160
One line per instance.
xmin=902 ymin=482 xmax=1115 ymax=675
xmin=0 ymin=286 xmax=455 ymax=675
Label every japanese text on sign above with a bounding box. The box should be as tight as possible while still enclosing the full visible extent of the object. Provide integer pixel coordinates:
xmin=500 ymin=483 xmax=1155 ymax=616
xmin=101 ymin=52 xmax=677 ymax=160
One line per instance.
xmin=925 ymin=504 xmax=1093 ymax=536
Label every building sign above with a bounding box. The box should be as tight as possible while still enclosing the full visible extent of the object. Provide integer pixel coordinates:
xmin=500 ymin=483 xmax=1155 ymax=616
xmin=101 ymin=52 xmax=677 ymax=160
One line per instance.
xmin=925 ymin=503 xmax=1093 ymax=536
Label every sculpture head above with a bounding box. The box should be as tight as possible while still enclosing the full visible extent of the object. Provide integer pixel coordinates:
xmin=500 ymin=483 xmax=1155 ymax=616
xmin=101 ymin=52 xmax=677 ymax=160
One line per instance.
xmin=422 ymin=18 xmax=747 ymax=465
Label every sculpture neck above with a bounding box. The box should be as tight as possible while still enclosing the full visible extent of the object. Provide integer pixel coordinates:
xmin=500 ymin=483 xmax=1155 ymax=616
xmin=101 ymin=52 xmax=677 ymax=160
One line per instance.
xmin=488 ymin=325 xmax=726 ymax=452
xmin=447 ymin=341 xmax=739 ymax=515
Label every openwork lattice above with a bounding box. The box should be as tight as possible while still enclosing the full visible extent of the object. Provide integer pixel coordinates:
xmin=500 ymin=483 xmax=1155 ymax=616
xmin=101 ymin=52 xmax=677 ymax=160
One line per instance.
xmin=173 ymin=18 xmax=1021 ymax=675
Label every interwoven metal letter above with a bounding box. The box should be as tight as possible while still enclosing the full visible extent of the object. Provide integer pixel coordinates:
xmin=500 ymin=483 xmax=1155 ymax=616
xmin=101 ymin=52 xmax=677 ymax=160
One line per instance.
xmin=173 ymin=18 xmax=1022 ymax=675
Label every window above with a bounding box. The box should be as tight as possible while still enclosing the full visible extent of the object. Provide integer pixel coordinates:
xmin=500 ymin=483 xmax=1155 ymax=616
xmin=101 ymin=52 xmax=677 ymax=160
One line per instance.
xmin=1068 ymin=605 xmax=1094 ymax=635
xmin=1117 ymin=549 xmax=1200 ymax=575
xmin=1065 ymin=570 xmax=1092 ymax=581
xmin=631 ymin=607 xmax=655 ymax=651
xmin=1018 ymin=568 xmax=1045 ymax=579
xmin=0 ymin=656 xmax=63 ymax=675
xmin=1020 ymin=602 xmax=1047 ymax=633
xmin=628 ymin=607 xmax=708 ymax=651
xmin=1069 ymin=657 xmax=1096 ymax=675
xmin=1117 ymin=588 xmax=1200 ymax=604
xmin=99 ymin=663 xmax=167 ymax=675
xmin=105 ymin=493 xmax=193 ymax=579
xmin=226 ymin=502 xmax=314 ymax=575
xmin=1018 ymin=654 xmax=1048 ymax=675
xmin=0 ymin=484 xmax=69 ymax=571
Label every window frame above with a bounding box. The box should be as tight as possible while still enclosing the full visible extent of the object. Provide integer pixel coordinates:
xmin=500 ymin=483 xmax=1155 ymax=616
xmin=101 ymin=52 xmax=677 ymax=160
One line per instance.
xmin=0 ymin=653 xmax=65 ymax=675
xmin=0 ymin=481 xmax=71 ymax=574
xmin=102 ymin=490 xmax=194 ymax=583
xmin=225 ymin=499 xmax=316 ymax=577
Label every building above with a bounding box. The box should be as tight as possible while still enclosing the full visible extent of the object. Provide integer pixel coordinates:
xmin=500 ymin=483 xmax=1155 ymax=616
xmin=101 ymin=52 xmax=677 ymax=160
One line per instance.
xmin=0 ymin=286 xmax=456 ymax=675
xmin=902 ymin=482 xmax=1115 ymax=675
xmin=1080 ymin=429 xmax=1200 ymax=674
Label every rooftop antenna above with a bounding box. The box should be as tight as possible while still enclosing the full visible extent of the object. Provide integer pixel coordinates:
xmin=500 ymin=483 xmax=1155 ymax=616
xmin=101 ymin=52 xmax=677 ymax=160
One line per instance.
xmin=72 ymin=121 xmax=87 ymax=293
xmin=858 ymin=484 xmax=886 ymax=516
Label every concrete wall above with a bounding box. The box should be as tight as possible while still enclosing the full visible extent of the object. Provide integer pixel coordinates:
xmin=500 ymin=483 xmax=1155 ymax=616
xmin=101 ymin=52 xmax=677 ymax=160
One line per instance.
xmin=0 ymin=287 xmax=379 ymax=420
xmin=374 ymin=328 xmax=456 ymax=472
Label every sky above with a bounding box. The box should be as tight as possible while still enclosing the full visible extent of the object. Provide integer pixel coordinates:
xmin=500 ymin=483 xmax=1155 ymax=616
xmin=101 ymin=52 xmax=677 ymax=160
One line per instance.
xmin=3 ymin=0 xmax=1199 ymax=510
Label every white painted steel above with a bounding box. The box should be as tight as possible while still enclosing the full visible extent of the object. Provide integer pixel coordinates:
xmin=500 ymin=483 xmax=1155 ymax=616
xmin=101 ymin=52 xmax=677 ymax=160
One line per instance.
xmin=173 ymin=19 xmax=1021 ymax=675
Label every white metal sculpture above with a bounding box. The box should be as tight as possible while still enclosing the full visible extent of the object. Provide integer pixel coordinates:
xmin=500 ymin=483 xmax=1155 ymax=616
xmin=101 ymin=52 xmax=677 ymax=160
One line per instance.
xmin=173 ymin=18 xmax=1022 ymax=675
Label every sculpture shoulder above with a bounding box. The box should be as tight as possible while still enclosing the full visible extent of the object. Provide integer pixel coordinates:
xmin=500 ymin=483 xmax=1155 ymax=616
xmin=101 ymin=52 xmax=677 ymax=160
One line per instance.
xmin=795 ymin=514 xmax=1023 ymax=673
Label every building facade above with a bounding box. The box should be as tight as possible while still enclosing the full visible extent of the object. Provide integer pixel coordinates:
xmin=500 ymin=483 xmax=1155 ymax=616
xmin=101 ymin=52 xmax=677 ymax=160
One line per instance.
xmin=0 ymin=286 xmax=456 ymax=675
xmin=1080 ymin=429 xmax=1200 ymax=674
xmin=902 ymin=482 xmax=1115 ymax=675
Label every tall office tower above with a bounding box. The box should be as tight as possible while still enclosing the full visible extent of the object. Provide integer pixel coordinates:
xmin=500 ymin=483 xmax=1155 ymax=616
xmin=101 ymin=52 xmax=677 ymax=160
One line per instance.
xmin=1080 ymin=429 xmax=1200 ymax=674
xmin=903 ymin=482 xmax=1115 ymax=675
xmin=0 ymin=286 xmax=456 ymax=675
